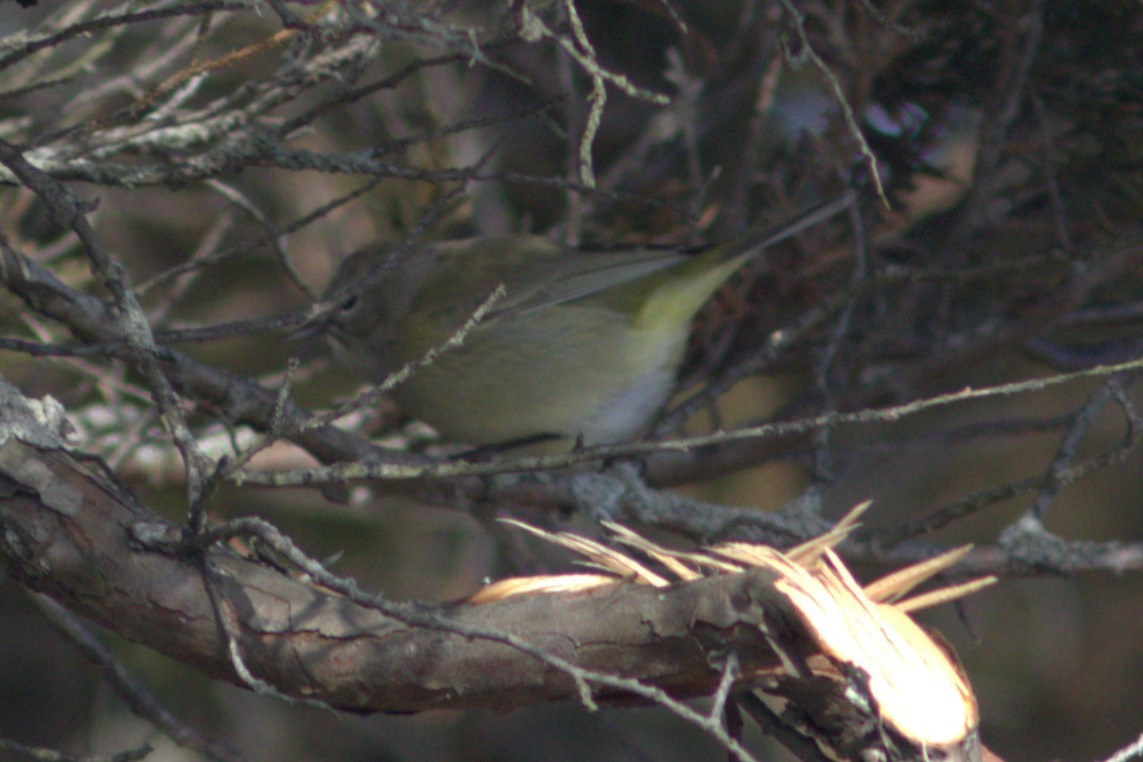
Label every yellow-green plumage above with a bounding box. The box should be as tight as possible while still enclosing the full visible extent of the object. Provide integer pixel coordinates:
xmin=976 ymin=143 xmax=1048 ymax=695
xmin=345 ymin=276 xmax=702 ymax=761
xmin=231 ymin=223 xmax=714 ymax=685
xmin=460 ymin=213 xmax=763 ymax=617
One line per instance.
xmin=315 ymin=194 xmax=850 ymax=446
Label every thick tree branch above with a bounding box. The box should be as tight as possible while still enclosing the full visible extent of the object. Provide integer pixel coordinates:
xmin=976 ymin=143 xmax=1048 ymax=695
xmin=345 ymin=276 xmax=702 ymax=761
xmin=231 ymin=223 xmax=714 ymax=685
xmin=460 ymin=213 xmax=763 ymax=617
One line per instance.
xmin=0 ymin=378 xmax=817 ymax=713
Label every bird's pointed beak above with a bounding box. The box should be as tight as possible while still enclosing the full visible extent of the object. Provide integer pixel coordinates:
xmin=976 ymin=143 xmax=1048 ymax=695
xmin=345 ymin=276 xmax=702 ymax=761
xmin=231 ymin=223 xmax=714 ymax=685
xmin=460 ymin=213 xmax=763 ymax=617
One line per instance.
xmin=289 ymin=301 xmax=337 ymax=343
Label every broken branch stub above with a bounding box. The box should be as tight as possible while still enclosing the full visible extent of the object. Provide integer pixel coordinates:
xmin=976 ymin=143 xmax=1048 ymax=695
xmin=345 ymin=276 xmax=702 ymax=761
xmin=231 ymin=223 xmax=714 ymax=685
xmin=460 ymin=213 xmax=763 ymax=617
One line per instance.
xmin=476 ymin=510 xmax=996 ymax=761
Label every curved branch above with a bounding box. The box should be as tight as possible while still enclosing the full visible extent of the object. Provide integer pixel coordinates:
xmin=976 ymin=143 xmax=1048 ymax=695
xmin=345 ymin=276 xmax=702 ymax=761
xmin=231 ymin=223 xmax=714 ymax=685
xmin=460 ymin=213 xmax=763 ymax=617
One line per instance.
xmin=0 ymin=378 xmax=803 ymax=713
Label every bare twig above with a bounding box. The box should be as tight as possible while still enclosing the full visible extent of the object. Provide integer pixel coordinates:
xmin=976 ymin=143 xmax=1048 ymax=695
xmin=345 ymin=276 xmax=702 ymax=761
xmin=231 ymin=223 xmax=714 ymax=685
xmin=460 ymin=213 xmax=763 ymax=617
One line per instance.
xmin=31 ymin=594 xmax=246 ymax=762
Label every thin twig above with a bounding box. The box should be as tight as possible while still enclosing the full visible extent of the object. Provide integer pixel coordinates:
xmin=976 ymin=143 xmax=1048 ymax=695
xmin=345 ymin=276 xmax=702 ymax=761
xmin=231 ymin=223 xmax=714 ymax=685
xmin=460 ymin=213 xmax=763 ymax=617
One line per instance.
xmin=31 ymin=594 xmax=246 ymax=762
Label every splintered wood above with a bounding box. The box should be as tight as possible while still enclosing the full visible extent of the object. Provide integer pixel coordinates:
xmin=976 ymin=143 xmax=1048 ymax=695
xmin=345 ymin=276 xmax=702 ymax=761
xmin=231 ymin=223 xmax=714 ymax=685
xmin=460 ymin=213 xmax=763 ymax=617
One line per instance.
xmin=470 ymin=502 xmax=997 ymax=762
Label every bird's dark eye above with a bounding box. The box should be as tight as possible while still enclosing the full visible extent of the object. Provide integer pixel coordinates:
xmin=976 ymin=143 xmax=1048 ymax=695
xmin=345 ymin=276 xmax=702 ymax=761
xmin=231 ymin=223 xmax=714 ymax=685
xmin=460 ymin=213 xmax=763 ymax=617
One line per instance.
xmin=339 ymin=293 xmax=359 ymax=312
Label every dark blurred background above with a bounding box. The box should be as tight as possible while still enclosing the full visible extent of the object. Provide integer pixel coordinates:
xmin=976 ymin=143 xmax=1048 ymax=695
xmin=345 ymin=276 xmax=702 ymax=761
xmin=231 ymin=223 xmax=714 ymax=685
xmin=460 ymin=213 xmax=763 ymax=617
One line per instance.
xmin=2 ymin=0 xmax=1143 ymax=760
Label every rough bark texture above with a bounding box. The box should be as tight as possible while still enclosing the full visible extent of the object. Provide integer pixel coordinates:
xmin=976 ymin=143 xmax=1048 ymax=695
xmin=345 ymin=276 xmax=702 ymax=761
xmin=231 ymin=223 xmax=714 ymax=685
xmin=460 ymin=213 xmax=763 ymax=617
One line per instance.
xmin=1 ymin=379 xmax=991 ymax=759
xmin=0 ymin=380 xmax=799 ymax=711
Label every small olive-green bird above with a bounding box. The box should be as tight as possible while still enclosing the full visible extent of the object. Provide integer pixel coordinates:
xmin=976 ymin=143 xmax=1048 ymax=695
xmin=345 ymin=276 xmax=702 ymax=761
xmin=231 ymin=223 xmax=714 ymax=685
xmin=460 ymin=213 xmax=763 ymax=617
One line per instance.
xmin=308 ymin=193 xmax=851 ymax=447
